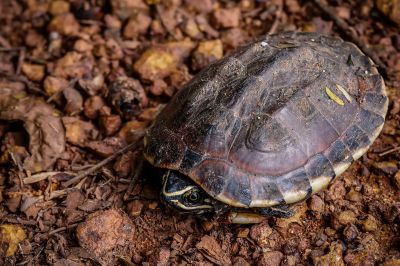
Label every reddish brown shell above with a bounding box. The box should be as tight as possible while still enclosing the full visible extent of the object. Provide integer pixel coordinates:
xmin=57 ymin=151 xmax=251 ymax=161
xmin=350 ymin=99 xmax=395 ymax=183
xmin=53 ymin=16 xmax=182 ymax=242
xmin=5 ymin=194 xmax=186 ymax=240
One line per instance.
xmin=144 ymin=32 xmax=388 ymax=208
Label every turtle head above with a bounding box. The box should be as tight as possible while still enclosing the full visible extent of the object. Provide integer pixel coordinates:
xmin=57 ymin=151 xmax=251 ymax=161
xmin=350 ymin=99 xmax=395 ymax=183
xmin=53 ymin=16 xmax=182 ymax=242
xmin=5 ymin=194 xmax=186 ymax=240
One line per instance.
xmin=161 ymin=170 xmax=214 ymax=215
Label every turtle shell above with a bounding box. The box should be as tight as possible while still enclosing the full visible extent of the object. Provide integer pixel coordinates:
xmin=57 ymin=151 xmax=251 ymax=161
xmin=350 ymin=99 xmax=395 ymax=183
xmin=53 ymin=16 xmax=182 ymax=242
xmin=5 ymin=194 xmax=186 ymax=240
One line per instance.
xmin=144 ymin=32 xmax=388 ymax=208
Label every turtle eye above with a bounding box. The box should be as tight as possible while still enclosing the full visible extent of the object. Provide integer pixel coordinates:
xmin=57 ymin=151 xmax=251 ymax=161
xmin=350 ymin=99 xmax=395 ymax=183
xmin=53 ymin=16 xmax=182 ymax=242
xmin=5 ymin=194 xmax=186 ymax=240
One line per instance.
xmin=184 ymin=189 xmax=202 ymax=203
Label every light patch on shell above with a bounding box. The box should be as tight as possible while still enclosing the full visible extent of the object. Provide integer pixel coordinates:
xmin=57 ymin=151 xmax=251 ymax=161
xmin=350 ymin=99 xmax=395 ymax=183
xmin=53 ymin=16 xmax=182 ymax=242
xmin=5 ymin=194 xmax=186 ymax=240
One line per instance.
xmin=335 ymin=84 xmax=352 ymax=103
xmin=351 ymin=122 xmax=384 ymax=161
xmin=249 ymin=199 xmax=280 ymax=208
xmin=217 ymin=193 xmax=247 ymax=208
xmin=310 ymin=175 xmax=331 ymax=193
xmin=352 ymin=146 xmax=370 ymax=161
xmin=281 ymin=190 xmax=308 ymax=204
xmin=261 ymin=41 xmax=268 ymax=47
xmin=354 ymin=123 xmax=382 ymax=158
xmin=325 ymin=86 xmax=345 ymax=106
xmin=332 ymin=161 xmax=352 ymax=176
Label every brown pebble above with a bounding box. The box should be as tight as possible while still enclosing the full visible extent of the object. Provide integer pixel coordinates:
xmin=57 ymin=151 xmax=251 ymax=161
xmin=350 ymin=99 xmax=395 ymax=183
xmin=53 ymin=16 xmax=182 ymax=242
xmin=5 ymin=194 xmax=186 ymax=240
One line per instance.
xmin=192 ymin=39 xmax=223 ymax=70
xmin=134 ymin=47 xmax=178 ymax=81
xmin=123 ymin=12 xmax=151 ymax=39
xmin=393 ymin=171 xmax=400 ymax=189
xmin=326 ymin=181 xmax=346 ymax=201
xmin=312 ymin=241 xmax=344 ymax=266
xmin=257 ymin=251 xmax=283 ymax=266
xmin=150 ymin=79 xmax=168 ymax=96
xmin=335 ymin=6 xmax=351 ymax=20
xmin=147 ymin=201 xmax=158 ymax=210
xmin=309 ymin=195 xmax=325 ymax=213
xmin=49 ymin=0 xmax=70 ymax=15
xmin=84 ymin=96 xmax=105 ymax=119
xmin=74 ymin=39 xmax=94 ymax=53
xmin=196 ymin=235 xmax=231 ymax=265
xmin=237 ymin=228 xmax=250 ymax=238
xmin=213 ymin=7 xmax=241 ymax=28
xmin=345 ymin=189 xmax=363 ymax=202
xmin=201 ymin=221 xmax=215 ymax=232
xmin=62 ymin=117 xmax=98 ymax=145
xmin=21 ymin=63 xmax=45 ymax=82
xmin=376 ymin=0 xmax=400 ymax=25
xmin=100 ymin=115 xmax=121 ymax=136
xmin=181 ymin=18 xmax=203 ymax=39
xmin=158 ymin=247 xmax=170 ymax=266
xmin=85 ymin=137 xmax=124 ymax=157
xmin=343 ymin=224 xmax=359 ymax=242
xmin=382 ymin=258 xmax=400 ymax=266
xmin=373 ymin=161 xmax=398 ymax=175
xmin=48 ymin=13 xmax=80 ymax=36
xmin=127 ymin=200 xmax=144 ymax=217
xmin=283 ymin=255 xmax=298 ymax=266
xmin=250 ymin=221 xmax=273 ymax=247
xmin=43 ymin=76 xmax=68 ymax=97
xmin=362 ymin=215 xmax=378 ymax=232
xmin=336 ymin=210 xmax=357 ymax=226
xmin=233 ymin=256 xmax=250 ymax=266
xmin=185 ymin=0 xmax=214 ymax=13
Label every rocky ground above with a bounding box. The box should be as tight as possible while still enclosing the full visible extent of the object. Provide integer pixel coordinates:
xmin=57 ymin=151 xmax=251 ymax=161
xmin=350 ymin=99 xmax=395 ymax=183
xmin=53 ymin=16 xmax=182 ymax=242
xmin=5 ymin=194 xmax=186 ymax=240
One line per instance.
xmin=0 ymin=0 xmax=399 ymax=265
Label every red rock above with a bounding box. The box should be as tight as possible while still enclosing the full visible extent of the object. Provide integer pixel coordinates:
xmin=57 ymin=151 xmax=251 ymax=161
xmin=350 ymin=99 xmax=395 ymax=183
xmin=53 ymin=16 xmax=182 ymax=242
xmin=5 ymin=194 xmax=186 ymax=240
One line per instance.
xmin=213 ymin=7 xmax=241 ymax=28
xmin=76 ymin=209 xmax=134 ymax=257
xmin=257 ymin=251 xmax=283 ymax=266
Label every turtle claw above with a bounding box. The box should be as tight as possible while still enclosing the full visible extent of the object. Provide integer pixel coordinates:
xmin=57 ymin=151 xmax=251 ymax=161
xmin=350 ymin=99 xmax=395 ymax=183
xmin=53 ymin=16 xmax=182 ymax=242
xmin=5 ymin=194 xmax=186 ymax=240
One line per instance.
xmin=257 ymin=205 xmax=294 ymax=218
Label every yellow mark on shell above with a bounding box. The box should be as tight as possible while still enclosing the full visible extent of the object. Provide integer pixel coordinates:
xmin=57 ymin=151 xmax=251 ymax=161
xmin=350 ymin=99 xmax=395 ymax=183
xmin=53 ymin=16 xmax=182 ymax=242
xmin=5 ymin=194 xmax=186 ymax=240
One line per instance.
xmin=325 ymin=87 xmax=344 ymax=106
xmin=335 ymin=84 xmax=352 ymax=103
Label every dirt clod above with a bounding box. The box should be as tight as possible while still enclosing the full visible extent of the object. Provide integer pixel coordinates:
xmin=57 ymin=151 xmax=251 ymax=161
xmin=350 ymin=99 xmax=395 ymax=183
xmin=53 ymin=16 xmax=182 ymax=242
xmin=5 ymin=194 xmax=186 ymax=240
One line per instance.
xmin=196 ymin=235 xmax=231 ymax=265
xmin=257 ymin=251 xmax=283 ymax=266
xmin=76 ymin=209 xmax=134 ymax=258
xmin=312 ymin=241 xmax=344 ymax=266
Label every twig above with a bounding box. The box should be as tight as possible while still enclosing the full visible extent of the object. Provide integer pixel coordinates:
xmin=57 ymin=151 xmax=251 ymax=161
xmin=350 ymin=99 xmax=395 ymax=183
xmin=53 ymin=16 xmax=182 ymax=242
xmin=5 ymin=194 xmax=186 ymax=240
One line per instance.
xmin=1 ymin=217 xmax=37 ymax=226
xmin=123 ymin=156 xmax=143 ymax=201
xmin=0 ymin=47 xmax=23 ymax=52
xmin=63 ymin=139 xmax=143 ymax=187
xmin=16 ymin=47 xmax=25 ymax=75
xmin=379 ymin=146 xmax=400 ymax=157
xmin=268 ymin=0 xmax=283 ymax=35
xmin=48 ymin=223 xmax=79 ymax=235
xmin=23 ymin=171 xmax=71 ymax=185
xmin=313 ymin=0 xmax=388 ymax=77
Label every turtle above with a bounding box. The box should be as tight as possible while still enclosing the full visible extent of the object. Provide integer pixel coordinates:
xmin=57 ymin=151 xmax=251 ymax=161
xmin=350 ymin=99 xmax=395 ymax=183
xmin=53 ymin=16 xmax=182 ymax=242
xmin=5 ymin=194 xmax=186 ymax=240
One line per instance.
xmin=143 ymin=32 xmax=388 ymax=223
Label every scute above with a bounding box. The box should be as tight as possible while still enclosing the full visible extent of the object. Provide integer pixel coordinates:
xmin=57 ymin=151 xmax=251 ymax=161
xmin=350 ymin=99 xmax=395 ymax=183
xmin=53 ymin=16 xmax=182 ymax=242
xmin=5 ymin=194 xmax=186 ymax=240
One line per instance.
xmin=144 ymin=32 xmax=388 ymax=208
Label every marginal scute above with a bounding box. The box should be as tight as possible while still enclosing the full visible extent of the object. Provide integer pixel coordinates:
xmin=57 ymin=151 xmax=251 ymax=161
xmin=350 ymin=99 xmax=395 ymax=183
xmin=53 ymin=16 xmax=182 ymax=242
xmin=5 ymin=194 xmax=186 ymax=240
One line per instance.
xmin=179 ymin=148 xmax=203 ymax=173
xmin=342 ymin=125 xmax=371 ymax=158
xmin=324 ymin=140 xmax=352 ymax=167
xmin=276 ymin=168 xmax=311 ymax=204
xmin=304 ymin=154 xmax=335 ymax=192
xmin=249 ymin=177 xmax=285 ymax=207
xmin=356 ymin=109 xmax=385 ymax=137
xmin=361 ymin=92 xmax=388 ymax=117
xmin=324 ymin=139 xmax=353 ymax=176
xmin=191 ymin=159 xmax=228 ymax=197
xmin=222 ymin=175 xmax=252 ymax=207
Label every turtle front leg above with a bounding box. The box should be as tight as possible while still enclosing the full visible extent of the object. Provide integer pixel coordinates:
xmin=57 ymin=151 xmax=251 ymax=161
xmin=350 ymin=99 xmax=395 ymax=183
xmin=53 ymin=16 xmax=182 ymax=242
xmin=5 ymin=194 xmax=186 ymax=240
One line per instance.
xmin=256 ymin=205 xmax=294 ymax=218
